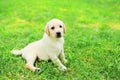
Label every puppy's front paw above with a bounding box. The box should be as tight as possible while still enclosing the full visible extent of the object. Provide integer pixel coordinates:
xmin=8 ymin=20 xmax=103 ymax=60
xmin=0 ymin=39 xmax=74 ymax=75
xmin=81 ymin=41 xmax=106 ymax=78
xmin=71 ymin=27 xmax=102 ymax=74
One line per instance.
xmin=59 ymin=65 xmax=67 ymax=71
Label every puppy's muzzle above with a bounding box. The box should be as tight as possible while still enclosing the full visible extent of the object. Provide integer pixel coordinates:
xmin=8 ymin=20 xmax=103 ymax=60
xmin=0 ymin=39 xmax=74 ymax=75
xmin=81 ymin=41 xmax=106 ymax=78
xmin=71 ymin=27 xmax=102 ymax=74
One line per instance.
xmin=56 ymin=32 xmax=61 ymax=38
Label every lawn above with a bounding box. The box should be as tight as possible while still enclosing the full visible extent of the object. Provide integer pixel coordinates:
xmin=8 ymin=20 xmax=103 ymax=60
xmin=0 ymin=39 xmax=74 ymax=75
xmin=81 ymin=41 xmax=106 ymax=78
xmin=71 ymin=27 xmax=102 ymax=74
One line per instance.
xmin=0 ymin=0 xmax=120 ymax=80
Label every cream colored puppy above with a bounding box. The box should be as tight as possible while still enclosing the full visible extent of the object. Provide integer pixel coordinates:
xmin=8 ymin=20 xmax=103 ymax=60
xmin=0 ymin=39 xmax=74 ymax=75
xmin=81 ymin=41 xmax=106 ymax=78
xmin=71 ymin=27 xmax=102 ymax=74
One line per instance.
xmin=11 ymin=19 xmax=67 ymax=72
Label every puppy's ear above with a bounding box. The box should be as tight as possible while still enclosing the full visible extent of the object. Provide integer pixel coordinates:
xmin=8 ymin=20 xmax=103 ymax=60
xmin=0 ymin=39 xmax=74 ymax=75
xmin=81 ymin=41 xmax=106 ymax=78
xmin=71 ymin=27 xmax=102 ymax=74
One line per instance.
xmin=63 ymin=23 xmax=66 ymax=34
xmin=45 ymin=23 xmax=50 ymax=36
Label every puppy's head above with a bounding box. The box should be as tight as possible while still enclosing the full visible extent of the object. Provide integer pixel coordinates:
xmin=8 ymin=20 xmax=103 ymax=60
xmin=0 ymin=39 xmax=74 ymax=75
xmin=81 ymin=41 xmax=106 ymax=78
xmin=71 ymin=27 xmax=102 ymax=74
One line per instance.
xmin=45 ymin=19 xmax=66 ymax=38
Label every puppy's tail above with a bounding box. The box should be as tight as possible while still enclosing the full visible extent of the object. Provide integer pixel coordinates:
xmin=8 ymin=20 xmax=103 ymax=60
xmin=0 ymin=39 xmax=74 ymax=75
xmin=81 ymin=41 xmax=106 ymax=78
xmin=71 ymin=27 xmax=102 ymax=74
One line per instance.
xmin=11 ymin=50 xmax=22 ymax=56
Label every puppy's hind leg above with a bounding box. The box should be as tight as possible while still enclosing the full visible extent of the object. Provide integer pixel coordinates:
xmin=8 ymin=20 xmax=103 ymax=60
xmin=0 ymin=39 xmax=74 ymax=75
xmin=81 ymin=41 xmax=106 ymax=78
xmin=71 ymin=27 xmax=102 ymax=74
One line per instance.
xmin=25 ymin=55 xmax=40 ymax=72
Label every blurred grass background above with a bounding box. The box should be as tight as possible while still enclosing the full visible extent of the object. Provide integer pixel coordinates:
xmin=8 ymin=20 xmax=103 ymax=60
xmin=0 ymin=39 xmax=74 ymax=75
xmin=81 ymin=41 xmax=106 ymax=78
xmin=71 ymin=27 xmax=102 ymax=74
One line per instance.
xmin=0 ymin=0 xmax=120 ymax=80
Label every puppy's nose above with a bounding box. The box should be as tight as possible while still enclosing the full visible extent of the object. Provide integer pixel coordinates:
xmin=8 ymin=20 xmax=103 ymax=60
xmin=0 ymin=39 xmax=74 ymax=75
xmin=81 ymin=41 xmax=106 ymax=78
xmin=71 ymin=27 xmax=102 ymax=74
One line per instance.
xmin=56 ymin=32 xmax=61 ymax=38
xmin=56 ymin=32 xmax=61 ymax=35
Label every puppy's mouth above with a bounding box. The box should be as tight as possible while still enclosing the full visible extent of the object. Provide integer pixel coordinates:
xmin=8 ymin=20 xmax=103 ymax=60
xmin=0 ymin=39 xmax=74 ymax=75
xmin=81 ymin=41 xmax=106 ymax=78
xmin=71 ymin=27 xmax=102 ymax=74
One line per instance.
xmin=56 ymin=32 xmax=62 ymax=38
xmin=56 ymin=35 xmax=61 ymax=38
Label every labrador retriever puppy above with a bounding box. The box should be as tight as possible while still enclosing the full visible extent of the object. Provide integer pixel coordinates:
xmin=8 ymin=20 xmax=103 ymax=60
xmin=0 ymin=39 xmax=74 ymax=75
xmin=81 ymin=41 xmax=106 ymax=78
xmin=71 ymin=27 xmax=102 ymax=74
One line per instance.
xmin=11 ymin=19 xmax=67 ymax=72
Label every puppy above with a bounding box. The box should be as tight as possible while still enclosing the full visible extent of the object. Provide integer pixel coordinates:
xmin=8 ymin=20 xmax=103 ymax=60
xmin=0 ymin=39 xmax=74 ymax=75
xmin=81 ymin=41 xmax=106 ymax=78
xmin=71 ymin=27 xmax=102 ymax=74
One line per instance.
xmin=11 ymin=19 xmax=67 ymax=72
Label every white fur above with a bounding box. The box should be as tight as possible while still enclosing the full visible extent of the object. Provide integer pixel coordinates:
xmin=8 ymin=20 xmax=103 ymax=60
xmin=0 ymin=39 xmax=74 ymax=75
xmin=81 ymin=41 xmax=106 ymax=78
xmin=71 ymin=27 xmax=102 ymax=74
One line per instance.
xmin=11 ymin=19 xmax=67 ymax=72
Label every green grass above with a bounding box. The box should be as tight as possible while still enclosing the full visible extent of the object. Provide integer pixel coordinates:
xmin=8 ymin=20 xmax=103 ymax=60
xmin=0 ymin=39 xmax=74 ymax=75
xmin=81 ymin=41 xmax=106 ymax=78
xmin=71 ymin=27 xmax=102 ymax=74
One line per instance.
xmin=0 ymin=0 xmax=120 ymax=79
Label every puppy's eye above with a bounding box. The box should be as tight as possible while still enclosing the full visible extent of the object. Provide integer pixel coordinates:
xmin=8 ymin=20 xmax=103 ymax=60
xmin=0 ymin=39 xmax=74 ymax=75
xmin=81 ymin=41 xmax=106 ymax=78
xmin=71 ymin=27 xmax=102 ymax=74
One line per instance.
xmin=51 ymin=26 xmax=55 ymax=30
xmin=59 ymin=25 xmax=62 ymax=28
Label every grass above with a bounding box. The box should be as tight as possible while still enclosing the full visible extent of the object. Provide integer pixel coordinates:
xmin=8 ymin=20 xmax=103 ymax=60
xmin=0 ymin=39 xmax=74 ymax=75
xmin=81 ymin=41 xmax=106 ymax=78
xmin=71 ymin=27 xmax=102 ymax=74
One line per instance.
xmin=0 ymin=0 xmax=120 ymax=79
